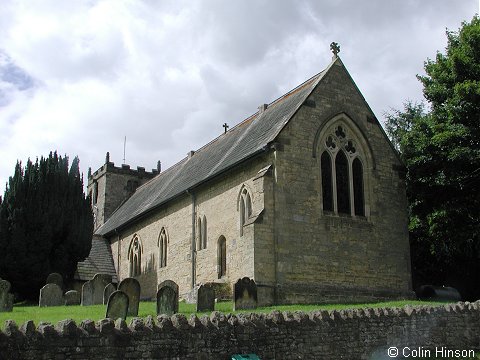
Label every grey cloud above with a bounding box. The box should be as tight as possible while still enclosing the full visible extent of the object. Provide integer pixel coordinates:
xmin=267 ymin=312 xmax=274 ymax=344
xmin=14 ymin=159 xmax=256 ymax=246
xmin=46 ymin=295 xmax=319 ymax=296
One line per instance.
xmin=0 ymin=0 xmax=477 ymax=189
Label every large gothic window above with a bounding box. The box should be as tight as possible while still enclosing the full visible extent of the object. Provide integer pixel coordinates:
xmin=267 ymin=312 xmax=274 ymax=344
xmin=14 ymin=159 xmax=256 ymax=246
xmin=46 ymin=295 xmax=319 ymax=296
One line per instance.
xmin=320 ymin=124 xmax=366 ymax=217
xmin=158 ymin=227 xmax=168 ymax=268
xmin=128 ymin=235 xmax=142 ymax=277
xmin=239 ymin=187 xmax=252 ymax=236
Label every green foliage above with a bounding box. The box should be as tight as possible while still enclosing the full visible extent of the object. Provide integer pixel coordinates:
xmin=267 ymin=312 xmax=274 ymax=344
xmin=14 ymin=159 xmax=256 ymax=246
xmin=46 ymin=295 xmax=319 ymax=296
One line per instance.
xmin=0 ymin=152 xmax=93 ymax=300
xmin=385 ymin=17 xmax=480 ymax=300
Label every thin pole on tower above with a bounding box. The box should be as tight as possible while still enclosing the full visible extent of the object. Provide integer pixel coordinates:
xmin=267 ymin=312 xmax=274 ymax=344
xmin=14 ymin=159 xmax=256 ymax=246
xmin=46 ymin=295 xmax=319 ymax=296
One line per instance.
xmin=123 ymin=136 xmax=126 ymax=164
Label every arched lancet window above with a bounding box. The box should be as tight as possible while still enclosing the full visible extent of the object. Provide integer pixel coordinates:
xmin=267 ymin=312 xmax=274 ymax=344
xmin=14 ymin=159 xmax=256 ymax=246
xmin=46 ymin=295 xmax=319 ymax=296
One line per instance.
xmin=217 ymin=236 xmax=227 ymax=279
xmin=353 ymin=158 xmax=364 ymax=216
xmin=197 ymin=216 xmax=208 ymax=250
xmin=128 ymin=235 xmax=142 ymax=277
xmin=202 ymin=215 xmax=207 ymax=249
xmin=336 ymin=151 xmax=350 ymax=214
xmin=239 ymin=187 xmax=253 ymax=236
xmin=158 ymin=228 xmax=168 ymax=268
xmin=319 ymin=123 xmax=367 ymax=217
xmin=93 ymin=181 xmax=98 ymax=205
xmin=197 ymin=216 xmax=202 ymax=250
xmin=321 ymin=151 xmax=333 ymax=211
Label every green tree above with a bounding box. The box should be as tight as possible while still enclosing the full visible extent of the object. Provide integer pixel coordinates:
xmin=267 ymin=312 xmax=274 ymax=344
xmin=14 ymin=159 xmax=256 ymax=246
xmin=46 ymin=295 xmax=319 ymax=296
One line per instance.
xmin=385 ymin=17 xmax=480 ymax=300
xmin=0 ymin=152 xmax=93 ymax=300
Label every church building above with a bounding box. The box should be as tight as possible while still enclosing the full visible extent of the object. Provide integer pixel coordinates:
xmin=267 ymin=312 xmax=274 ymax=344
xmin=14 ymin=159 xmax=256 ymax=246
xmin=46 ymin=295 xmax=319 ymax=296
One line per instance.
xmin=80 ymin=50 xmax=413 ymax=305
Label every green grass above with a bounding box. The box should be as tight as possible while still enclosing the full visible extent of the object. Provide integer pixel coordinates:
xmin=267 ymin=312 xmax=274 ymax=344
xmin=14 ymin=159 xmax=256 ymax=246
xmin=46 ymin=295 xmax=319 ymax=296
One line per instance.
xmin=0 ymin=300 xmax=449 ymax=326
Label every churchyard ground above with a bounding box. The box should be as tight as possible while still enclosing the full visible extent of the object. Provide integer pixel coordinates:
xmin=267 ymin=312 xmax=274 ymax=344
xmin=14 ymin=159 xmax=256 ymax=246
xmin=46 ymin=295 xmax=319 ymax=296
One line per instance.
xmin=0 ymin=300 xmax=450 ymax=325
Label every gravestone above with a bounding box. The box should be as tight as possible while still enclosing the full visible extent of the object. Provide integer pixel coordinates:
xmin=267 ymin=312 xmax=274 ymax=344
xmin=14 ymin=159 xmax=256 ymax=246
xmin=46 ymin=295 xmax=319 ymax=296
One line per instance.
xmin=103 ymin=283 xmax=116 ymax=305
xmin=81 ymin=273 xmax=112 ymax=306
xmin=46 ymin=272 xmax=63 ymax=290
xmin=156 ymin=280 xmax=179 ymax=316
xmin=196 ymin=284 xmax=215 ymax=312
xmin=64 ymin=290 xmax=81 ymax=306
xmin=39 ymin=283 xmax=63 ymax=307
xmin=0 ymin=279 xmax=14 ymax=312
xmin=105 ymin=290 xmax=129 ymax=321
xmin=118 ymin=278 xmax=141 ymax=316
xmin=233 ymin=277 xmax=257 ymax=311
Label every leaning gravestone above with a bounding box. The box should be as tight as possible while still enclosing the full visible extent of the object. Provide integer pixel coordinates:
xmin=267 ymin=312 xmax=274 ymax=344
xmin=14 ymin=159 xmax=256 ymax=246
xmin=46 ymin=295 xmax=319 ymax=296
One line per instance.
xmin=39 ymin=283 xmax=63 ymax=307
xmin=46 ymin=272 xmax=63 ymax=290
xmin=118 ymin=278 xmax=141 ymax=316
xmin=156 ymin=280 xmax=179 ymax=316
xmin=82 ymin=273 xmax=112 ymax=306
xmin=64 ymin=290 xmax=81 ymax=306
xmin=0 ymin=279 xmax=14 ymax=312
xmin=196 ymin=284 xmax=215 ymax=312
xmin=233 ymin=277 xmax=258 ymax=311
xmin=103 ymin=283 xmax=116 ymax=305
xmin=106 ymin=290 xmax=129 ymax=321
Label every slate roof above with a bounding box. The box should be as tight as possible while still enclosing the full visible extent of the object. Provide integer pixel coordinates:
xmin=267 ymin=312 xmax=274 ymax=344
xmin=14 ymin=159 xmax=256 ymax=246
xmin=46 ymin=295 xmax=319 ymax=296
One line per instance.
xmin=96 ymin=59 xmax=338 ymax=237
xmin=74 ymin=236 xmax=118 ymax=282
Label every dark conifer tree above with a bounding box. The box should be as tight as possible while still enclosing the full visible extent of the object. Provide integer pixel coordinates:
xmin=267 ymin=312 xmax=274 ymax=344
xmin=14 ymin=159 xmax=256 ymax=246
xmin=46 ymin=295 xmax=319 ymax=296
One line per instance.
xmin=0 ymin=152 xmax=93 ymax=299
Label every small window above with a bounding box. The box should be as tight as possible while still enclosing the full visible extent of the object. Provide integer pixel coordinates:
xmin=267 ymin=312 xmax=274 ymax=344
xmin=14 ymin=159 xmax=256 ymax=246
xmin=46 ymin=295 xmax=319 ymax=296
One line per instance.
xmin=158 ymin=228 xmax=168 ymax=268
xmin=202 ymin=215 xmax=207 ymax=249
xmin=128 ymin=235 xmax=142 ymax=277
xmin=197 ymin=216 xmax=202 ymax=250
xmin=218 ymin=236 xmax=227 ymax=278
xmin=239 ymin=187 xmax=253 ymax=236
xmin=197 ymin=216 xmax=207 ymax=250
xmin=93 ymin=181 xmax=98 ymax=205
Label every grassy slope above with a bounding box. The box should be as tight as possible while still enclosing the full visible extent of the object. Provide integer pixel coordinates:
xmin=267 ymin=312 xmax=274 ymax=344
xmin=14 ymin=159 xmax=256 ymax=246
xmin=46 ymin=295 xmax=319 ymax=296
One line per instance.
xmin=0 ymin=300 xmax=450 ymax=326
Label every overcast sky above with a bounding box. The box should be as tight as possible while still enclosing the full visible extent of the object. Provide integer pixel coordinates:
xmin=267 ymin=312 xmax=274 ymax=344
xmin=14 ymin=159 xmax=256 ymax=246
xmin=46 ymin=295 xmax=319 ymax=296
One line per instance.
xmin=0 ymin=1 xmax=477 ymax=191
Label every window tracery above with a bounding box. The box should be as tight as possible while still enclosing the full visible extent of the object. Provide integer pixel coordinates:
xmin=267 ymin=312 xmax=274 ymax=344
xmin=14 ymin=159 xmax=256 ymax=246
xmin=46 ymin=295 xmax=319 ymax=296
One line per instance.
xmin=320 ymin=124 xmax=365 ymax=217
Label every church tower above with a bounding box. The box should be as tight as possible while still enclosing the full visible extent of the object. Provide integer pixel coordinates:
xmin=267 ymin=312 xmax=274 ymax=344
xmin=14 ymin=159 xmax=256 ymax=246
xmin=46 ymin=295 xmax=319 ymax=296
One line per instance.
xmin=87 ymin=152 xmax=160 ymax=230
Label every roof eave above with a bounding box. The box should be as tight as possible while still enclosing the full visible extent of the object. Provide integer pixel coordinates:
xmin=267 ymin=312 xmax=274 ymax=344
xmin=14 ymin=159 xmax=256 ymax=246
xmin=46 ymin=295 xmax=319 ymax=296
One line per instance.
xmin=98 ymin=146 xmax=271 ymax=238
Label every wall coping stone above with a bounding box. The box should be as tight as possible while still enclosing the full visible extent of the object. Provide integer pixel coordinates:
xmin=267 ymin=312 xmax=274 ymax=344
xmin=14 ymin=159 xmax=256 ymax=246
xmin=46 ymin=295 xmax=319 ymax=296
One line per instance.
xmin=0 ymin=301 xmax=478 ymax=359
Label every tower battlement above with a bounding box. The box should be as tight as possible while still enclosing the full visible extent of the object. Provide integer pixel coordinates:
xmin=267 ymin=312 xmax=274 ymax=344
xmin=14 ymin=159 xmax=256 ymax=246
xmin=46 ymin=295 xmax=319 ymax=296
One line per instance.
xmin=87 ymin=152 xmax=160 ymax=230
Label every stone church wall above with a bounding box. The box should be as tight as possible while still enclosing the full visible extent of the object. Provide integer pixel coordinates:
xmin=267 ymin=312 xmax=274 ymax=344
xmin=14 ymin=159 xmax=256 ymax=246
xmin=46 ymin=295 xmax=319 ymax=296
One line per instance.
xmin=111 ymin=196 xmax=193 ymax=300
xmin=0 ymin=302 xmax=478 ymax=359
xmin=110 ymin=154 xmax=272 ymax=301
xmin=101 ymin=60 xmax=412 ymax=305
xmin=271 ymin=61 xmax=412 ymax=303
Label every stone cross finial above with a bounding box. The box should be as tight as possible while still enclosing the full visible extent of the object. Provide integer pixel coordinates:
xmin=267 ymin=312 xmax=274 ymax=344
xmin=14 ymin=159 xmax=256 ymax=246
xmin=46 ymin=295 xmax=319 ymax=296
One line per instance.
xmin=330 ymin=42 xmax=340 ymax=58
xmin=223 ymin=123 xmax=229 ymax=134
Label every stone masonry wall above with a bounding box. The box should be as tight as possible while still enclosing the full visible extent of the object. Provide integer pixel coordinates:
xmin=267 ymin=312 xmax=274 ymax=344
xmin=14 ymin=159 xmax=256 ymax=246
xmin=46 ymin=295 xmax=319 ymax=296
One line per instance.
xmin=111 ymin=154 xmax=271 ymax=301
xmin=0 ymin=302 xmax=479 ymax=359
xmin=88 ymin=162 xmax=157 ymax=230
xmin=271 ymin=60 xmax=412 ymax=303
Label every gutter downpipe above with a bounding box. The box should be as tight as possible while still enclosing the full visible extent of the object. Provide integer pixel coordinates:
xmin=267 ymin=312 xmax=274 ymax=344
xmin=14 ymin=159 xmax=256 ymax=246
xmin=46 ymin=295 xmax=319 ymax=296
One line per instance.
xmin=114 ymin=228 xmax=120 ymax=281
xmin=186 ymin=190 xmax=196 ymax=290
xmin=271 ymin=144 xmax=279 ymax=304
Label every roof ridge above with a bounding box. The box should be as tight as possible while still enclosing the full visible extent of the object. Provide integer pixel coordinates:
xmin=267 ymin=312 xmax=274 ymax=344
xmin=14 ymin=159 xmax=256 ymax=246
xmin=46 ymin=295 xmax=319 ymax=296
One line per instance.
xmin=96 ymin=58 xmax=338 ymax=236
xmin=192 ymin=68 xmax=327 ymax=157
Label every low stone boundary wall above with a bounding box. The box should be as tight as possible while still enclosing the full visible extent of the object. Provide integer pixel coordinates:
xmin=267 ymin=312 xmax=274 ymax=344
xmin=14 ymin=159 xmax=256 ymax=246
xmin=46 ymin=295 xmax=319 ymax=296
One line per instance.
xmin=0 ymin=301 xmax=479 ymax=359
